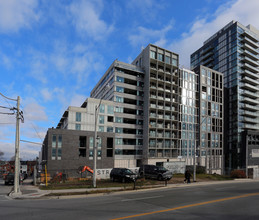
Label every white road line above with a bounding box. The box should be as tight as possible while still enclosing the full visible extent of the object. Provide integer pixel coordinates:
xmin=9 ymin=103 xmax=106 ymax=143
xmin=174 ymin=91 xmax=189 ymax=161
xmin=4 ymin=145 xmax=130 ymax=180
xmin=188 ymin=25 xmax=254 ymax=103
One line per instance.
xmin=122 ymin=195 xmax=163 ymax=202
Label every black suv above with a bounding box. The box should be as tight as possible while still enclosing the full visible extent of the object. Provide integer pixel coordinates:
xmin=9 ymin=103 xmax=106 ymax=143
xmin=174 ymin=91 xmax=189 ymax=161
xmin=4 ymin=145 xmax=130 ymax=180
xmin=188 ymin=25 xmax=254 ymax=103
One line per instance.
xmin=110 ymin=168 xmax=137 ymax=183
xmin=4 ymin=173 xmax=23 ymax=185
xmin=139 ymin=165 xmax=173 ymax=180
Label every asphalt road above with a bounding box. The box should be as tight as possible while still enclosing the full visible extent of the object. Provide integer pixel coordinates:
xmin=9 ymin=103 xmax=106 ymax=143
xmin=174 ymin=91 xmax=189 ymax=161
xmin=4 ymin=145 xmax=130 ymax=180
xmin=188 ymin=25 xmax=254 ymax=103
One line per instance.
xmin=0 ymin=180 xmax=259 ymax=219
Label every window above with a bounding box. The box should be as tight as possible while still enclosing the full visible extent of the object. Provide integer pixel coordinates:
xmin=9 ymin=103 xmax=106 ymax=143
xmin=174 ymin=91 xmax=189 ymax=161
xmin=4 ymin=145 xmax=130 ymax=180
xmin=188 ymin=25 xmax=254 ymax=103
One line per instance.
xmin=107 ymin=127 xmax=113 ymax=132
xmin=51 ymin=148 xmax=56 ymax=160
xmin=115 ymin=106 xmax=123 ymax=113
xmin=57 ymin=148 xmax=62 ymax=160
xmin=172 ymin=58 xmax=177 ymax=66
xmin=108 ymin=106 xmax=114 ymax=114
xmin=115 ymin=138 xmax=123 ymax=145
xmin=116 ymin=76 xmax=124 ymax=82
xmin=99 ymin=115 xmax=104 ymax=124
xmin=99 ymin=126 xmax=104 ymax=132
xmin=116 ymin=86 xmax=124 ymax=93
xmin=115 ymin=127 xmax=123 ymax=133
xmin=58 ymin=135 xmax=62 ymax=148
xmin=116 ymin=96 xmax=124 ymax=103
xmin=107 ymin=137 xmax=113 ymax=157
xmin=99 ymin=104 xmax=105 ymax=113
xmin=76 ymin=112 xmax=81 ymax=122
xmin=89 ymin=137 xmax=94 ymax=148
xmin=150 ymin=51 xmax=156 ymax=59
xmin=158 ymin=53 xmax=164 ymax=61
xmin=52 ymin=135 xmax=56 ymax=148
xmin=75 ymin=124 xmax=81 ymax=130
xmin=115 ymin=117 xmax=123 ymax=123
xmin=97 ymin=137 xmax=102 ymax=148
xmin=108 ymin=116 xmax=113 ymax=122
xmin=165 ymin=56 xmax=170 ymax=64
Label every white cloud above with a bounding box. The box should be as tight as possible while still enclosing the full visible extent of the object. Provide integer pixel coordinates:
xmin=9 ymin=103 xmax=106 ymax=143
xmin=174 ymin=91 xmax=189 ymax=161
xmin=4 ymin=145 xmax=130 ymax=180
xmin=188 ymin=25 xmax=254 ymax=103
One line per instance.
xmin=22 ymin=99 xmax=48 ymax=122
xmin=168 ymin=0 xmax=259 ymax=67
xmin=0 ymin=0 xmax=39 ymax=33
xmin=70 ymin=94 xmax=86 ymax=107
xmin=41 ymin=88 xmax=52 ymax=102
xmin=68 ymin=0 xmax=113 ymax=40
xmin=129 ymin=20 xmax=174 ymax=48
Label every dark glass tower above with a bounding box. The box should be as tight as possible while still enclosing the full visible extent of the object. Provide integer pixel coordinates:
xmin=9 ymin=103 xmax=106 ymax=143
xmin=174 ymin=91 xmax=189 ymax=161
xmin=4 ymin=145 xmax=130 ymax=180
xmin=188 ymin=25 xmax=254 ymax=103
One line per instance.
xmin=191 ymin=21 xmax=259 ymax=173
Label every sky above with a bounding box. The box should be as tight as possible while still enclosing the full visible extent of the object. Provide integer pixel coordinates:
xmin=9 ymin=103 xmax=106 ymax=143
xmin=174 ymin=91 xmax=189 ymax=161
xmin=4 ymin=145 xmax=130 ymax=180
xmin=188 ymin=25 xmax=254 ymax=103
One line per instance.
xmin=1 ymin=0 xmax=259 ymax=161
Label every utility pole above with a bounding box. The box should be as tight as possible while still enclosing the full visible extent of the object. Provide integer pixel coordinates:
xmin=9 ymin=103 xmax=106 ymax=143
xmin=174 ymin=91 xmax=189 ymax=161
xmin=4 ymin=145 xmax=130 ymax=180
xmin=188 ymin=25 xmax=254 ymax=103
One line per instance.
xmin=14 ymin=96 xmax=21 ymax=195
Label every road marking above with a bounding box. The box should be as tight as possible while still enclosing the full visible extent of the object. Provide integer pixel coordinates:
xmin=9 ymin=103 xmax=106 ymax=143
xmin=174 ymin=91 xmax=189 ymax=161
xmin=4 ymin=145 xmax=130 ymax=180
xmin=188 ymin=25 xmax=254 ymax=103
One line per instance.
xmin=112 ymin=192 xmax=259 ymax=220
xmin=122 ymin=195 xmax=163 ymax=202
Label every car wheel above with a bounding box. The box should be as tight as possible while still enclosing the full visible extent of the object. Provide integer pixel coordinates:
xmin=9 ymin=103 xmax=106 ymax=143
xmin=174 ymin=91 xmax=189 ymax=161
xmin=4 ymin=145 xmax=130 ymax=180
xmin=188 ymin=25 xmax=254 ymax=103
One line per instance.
xmin=122 ymin=177 xmax=126 ymax=183
xmin=4 ymin=182 xmax=8 ymax=185
xmin=111 ymin=177 xmax=115 ymax=182
xmin=139 ymin=172 xmax=144 ymax=178
xmin=158 ymin=175 xmax=163 ymax=181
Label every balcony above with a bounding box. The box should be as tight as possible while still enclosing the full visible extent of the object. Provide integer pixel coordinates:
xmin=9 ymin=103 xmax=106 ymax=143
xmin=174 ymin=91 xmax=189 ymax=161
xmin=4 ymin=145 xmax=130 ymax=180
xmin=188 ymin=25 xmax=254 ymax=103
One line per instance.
xmin=243 ymin=56 xmax=259 ymax=67
xmin=241 ymin=83 xmax=259 ymax=92
xmin=242 ymin=31 xmax=259 ymax=43
xmin=242 ymin=69 xmax=259 ymax=79
xmin=243 ymin=49 xmax=259 ymax=61
xmin=242 ymin=43 xmax=259 ymax=55
xmin=241 ymin=103 xmax=259 ymax=111
xmin=240 ymin=96 xmax=258 ymax=105
xmin=243 ymin=117 xmax=259 ymax=124
xmin=150 ymin=113 xmax=157 ymax=118
xmin=157 ymin=124 xmax=164 ymax=128
xmin=158 ymin=115 xmax=163 ymax=119
xmin=149 ymin=123 xmax=156 ymax=128
xmin=157 ymin=133 xmax=163 ymax=138
xmin=244 ymin=124 xmax=259 ymax=130
xmin=241 ymin=76 xmax=259 ymax=86
xmin=164 ymin=106 xmax=171 ymax=111
xmin=242 ymin=63 xmax=258 ymax=73
xmin=164 ymin=115 xmax=171 ymax=120
xmin=242 ymin=36 xmax=259 ymax=48
xmin=241 ymin=110 xmax=258 ymax=117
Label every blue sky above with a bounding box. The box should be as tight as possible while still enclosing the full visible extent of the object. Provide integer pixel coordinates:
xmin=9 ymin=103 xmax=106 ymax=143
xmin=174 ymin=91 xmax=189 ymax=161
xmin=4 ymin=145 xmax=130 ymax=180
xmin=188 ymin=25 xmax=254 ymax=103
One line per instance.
xmin=0 ymin=0 xmax=259 ymax=160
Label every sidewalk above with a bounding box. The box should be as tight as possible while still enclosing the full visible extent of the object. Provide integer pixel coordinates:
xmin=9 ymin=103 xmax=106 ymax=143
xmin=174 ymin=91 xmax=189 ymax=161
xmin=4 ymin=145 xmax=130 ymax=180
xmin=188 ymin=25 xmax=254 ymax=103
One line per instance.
xmin=9 ymin=178 xmax=259 ymax=200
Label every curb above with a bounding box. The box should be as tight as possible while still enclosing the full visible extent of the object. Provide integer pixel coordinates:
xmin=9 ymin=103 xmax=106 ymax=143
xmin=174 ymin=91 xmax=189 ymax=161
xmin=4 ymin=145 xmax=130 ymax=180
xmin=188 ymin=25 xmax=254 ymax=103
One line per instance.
xmin=9 ymin=178 xmax=259 ymax=200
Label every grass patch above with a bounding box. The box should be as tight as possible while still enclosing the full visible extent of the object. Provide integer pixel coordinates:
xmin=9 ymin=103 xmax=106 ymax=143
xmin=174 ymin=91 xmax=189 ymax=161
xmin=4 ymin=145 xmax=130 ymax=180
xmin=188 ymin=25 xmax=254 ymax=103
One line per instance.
xmin=39 ymin=174 xmax=232 ymax=191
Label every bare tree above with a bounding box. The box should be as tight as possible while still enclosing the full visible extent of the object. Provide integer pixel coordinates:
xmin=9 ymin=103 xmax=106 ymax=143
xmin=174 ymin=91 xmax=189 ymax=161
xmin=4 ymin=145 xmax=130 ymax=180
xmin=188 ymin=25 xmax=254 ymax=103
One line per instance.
xmin=0 ymin=151 xmax=4 ymax=160
xmin=10 ymin=155 xmax=15 ymax=161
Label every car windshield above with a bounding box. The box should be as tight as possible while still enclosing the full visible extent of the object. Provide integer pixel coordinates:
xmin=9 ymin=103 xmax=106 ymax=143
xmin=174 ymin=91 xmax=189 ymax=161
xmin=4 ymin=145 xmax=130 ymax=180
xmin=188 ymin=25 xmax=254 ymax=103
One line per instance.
xmin=157 ymin=167 xmax=167 ymax=171
xmin=124 ymin=169 xmax=133 ymax=174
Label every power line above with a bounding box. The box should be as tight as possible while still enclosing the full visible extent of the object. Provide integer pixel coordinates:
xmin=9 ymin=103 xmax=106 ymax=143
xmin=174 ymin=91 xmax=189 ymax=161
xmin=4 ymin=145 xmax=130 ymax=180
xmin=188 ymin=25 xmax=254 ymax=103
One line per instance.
xmin=0 ymin=112 xmax=15 ymax=115
xmin=0 ymin=105 xmax=13 ymax=109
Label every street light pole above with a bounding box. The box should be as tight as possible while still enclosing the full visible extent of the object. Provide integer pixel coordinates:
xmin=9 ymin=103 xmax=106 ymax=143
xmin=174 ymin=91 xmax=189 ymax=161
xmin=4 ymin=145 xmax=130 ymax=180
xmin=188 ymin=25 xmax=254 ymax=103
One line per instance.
xmin=14 ymin=96 xmax=21 ymax=194
xmin=193 ymin=114 xmax=214 ymax=182
xmin=93 ymin=104 xmax=98 ymax=188
xmin=93 ymin=84 xmax=110 ymax=188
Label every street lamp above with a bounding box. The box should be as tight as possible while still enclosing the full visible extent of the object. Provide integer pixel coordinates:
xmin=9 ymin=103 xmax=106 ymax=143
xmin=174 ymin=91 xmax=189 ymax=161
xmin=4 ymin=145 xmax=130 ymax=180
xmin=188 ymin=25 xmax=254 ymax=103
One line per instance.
xmin=93 ymin=84 xmax=110 ymax=188
xmin=193 ymin=113 xmax=216 ymax=182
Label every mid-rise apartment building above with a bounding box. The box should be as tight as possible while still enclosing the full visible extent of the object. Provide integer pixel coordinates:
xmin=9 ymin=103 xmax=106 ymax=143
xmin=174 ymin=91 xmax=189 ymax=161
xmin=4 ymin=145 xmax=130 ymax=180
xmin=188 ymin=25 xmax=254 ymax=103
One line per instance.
xmin=191 ymin=21 xmax=259 ymax=173
xmin=42 ymin=44 xmax=224 ymax=177
xmin=179 ymin=66 xmax=223 ymax=174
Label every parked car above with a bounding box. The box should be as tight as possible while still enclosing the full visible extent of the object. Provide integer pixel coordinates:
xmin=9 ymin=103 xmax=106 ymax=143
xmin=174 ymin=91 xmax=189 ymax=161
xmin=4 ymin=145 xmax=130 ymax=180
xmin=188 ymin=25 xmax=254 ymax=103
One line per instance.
xmin=110 ymin=168 xmax=137 ymax=183
xmin=139 ymin=165 xmax=173 ymax=181
xmin=4 ymin=173 xmax=23 ymax=185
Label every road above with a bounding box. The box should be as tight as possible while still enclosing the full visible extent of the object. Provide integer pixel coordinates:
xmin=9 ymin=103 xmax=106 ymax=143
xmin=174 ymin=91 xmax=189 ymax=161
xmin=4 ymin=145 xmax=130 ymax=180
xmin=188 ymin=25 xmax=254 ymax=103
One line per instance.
xmin=0 ymin=181 xmax=259 ymax=219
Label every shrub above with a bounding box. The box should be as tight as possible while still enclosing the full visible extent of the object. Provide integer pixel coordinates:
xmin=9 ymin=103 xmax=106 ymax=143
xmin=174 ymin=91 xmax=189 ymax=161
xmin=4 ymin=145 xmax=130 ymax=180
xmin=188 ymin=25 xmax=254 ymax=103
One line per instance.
xmin=230 ymin=170 xmax=246 ymax=178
